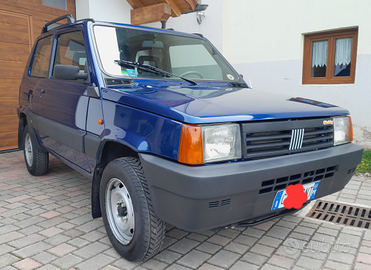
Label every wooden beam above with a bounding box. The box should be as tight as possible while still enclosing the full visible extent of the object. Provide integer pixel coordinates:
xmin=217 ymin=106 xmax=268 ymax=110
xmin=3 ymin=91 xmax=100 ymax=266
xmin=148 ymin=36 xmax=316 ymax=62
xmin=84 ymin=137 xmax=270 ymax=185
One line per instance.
xmin=131 ymin=3 xmax=172 ymax=25
xmin=126 ymin=0 xmax=145 ymax=9
xmin=164 ymin=0 xmax=182 ymax=17
xmin=183 ymin=0 xmax=197 ymax=10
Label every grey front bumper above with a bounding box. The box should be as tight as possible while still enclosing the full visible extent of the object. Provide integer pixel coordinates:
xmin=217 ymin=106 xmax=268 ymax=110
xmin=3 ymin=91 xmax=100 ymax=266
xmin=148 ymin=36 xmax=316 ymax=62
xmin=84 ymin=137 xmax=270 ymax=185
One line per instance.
xmin=139 ymin=143 xmax=363 ymax=232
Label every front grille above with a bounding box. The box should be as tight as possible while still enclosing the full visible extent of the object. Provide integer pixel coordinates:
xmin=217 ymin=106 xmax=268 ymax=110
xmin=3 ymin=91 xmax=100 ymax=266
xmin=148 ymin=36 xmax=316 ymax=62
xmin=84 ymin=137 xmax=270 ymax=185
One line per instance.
xmin=259 ymin=165 xmax=338 ymax=194
xmin=242 ymin=118 xmax=334 ymax=160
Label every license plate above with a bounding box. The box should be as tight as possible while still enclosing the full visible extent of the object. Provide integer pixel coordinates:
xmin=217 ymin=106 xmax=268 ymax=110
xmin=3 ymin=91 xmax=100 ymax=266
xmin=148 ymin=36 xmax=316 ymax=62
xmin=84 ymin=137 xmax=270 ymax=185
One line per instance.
xmin=271 ymin=181 xmax=320 ymax=210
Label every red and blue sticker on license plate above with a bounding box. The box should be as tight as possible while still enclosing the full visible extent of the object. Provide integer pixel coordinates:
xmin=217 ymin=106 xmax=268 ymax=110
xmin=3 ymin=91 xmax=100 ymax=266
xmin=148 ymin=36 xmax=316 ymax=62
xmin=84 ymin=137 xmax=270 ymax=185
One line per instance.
xmin=271 ymin=181 xmax=320 ymax=210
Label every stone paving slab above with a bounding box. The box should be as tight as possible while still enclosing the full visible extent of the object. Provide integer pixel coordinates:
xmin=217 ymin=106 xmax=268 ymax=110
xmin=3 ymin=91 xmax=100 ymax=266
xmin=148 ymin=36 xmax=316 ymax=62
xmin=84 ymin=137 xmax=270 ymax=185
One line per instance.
xmin=0 ymin=151 xmax=370 ymax=270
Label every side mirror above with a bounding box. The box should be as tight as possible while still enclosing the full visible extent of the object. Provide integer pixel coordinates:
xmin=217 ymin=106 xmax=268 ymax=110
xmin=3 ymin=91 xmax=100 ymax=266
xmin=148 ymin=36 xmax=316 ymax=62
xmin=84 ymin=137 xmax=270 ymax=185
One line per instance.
xmin=54 ymin=65 xmax=88 ymax=80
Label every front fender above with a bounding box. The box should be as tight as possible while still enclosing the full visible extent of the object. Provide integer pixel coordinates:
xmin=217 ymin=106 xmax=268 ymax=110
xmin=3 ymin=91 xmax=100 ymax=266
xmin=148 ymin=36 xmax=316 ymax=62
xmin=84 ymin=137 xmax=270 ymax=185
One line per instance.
xmin=101 ymin=99 xmax=182 ymax=160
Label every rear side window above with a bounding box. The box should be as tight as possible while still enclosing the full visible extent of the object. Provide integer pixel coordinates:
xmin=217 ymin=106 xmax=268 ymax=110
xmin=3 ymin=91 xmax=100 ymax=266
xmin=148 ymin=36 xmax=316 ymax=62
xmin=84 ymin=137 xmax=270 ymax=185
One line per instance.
xmin=30 ymin=36 xmax=53 ymax=78
xmin=53 ymin=30 xmax=87 ymax=74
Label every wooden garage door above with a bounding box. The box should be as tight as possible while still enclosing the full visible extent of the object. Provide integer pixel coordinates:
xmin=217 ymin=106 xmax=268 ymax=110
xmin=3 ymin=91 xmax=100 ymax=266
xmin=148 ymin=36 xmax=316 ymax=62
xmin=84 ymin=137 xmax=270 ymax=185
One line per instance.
xmin=0 ymin=0 xmax=75 ymax=151
xmin=0 ymin=10 xmax=32 ymax=151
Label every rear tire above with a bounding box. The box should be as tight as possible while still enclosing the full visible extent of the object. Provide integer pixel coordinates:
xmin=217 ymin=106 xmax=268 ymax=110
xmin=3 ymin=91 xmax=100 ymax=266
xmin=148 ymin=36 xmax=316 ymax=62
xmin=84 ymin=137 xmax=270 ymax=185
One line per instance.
xmin=100 ymin=157 xmax=165 ymax=261
xmin=23 ymin=125 xmax=49 ymax=176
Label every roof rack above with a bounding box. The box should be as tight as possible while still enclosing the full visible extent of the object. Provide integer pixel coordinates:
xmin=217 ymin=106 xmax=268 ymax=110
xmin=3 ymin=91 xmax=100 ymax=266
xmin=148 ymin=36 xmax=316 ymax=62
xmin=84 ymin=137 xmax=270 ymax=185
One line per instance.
xmin=41 ymin=14 xmax=75 ymax=34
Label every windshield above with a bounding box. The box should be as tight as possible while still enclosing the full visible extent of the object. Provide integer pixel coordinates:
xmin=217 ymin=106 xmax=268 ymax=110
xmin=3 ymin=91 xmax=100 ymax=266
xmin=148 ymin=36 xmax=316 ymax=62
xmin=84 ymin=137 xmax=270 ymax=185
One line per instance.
xmin=93 ymin=25 xmax=239 ymax=82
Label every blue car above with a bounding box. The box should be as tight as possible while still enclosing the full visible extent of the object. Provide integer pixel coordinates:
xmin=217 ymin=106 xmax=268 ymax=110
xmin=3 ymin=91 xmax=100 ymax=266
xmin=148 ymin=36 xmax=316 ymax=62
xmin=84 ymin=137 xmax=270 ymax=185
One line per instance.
xmin=17 ymin=14 xmax=363 ymax=261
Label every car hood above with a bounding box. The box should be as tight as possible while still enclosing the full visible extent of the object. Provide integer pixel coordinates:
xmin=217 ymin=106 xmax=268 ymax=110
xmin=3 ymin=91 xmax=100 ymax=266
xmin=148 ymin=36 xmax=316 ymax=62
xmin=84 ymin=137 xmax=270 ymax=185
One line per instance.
xmin=102 ymin=82 xmax=349 ymax=124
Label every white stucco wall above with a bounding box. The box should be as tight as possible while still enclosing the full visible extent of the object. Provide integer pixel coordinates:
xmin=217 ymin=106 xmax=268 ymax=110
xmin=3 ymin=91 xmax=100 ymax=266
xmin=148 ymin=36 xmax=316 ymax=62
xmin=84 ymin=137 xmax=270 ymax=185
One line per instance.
xmin=222 ymin=0 xmax=371 ymax=147
xmin=75 ymin=0 xmax=131 ymax=23
xmin=223 ymin=0 xmax=371 ymax=63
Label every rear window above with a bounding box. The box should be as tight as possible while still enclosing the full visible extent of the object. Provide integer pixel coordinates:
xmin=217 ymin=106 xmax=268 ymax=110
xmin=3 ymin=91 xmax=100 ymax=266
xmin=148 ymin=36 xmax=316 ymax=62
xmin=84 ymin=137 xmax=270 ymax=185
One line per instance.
xmin=30 ymin=36 xmax=53 ymax=78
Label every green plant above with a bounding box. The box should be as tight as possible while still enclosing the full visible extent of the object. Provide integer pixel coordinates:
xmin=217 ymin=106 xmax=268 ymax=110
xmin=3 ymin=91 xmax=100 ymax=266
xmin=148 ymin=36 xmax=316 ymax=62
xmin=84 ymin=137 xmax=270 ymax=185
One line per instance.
xmin=356 ymin=150 xmax=371 ymax=174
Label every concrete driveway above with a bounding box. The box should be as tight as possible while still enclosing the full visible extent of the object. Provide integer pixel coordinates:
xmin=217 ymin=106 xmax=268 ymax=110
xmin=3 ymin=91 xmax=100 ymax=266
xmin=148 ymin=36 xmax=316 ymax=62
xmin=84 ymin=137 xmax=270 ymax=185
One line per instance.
xmin=1 ymin=150 xmax=371 ymax=270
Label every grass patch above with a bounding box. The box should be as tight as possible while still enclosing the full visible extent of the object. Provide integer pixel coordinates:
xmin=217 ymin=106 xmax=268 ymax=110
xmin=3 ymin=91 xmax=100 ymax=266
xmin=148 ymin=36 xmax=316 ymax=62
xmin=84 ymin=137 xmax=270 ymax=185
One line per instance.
xmin=356 ymin=150 xmax=371 ymax=174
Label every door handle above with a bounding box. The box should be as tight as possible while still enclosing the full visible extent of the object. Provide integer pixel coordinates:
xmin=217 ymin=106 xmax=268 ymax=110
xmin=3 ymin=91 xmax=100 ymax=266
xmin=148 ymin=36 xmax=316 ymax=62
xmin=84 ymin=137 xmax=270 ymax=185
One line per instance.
xmin=40 ymin=89 xmax=45 ymax=98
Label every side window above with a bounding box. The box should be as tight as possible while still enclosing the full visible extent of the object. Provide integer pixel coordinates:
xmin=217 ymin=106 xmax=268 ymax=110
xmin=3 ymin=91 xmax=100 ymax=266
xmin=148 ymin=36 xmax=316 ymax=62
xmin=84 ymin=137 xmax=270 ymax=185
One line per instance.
xmin=43 ymin=0 xmax=67 ymax=10
xmin=30 ymin=36 xmax=53 ymax=78
xmin=53 ymin=30 xmax=87 ymax=76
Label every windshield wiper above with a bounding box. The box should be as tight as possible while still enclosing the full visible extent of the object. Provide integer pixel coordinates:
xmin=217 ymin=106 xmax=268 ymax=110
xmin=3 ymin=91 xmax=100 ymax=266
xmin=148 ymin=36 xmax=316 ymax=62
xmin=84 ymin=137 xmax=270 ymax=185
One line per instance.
xmin=114 ymin=60 xmax=197 ymax=85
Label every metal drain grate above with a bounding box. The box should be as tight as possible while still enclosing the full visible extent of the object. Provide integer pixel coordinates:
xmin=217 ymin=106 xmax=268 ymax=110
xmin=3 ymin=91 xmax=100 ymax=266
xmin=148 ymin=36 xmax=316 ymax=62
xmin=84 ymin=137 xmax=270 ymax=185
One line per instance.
xmin=307 ymin=200 xmax=371 ymax=229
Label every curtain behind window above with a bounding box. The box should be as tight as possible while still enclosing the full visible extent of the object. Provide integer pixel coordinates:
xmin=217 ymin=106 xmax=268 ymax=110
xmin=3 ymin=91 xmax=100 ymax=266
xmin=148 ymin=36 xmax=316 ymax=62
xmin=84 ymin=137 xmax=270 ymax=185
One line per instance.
xmin=334 ymin=37 xmax=352 ymax=66
xmin=312 ymin=40 xmax=328 ymax=68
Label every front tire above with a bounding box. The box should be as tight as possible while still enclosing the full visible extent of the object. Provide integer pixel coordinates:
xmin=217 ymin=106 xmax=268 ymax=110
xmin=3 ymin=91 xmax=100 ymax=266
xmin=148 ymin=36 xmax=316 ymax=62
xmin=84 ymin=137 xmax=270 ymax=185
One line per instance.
xmin=23 ymin=125 xmax=49 ymax=176
xmin=100 ymin=157 xmax=165 ymax=261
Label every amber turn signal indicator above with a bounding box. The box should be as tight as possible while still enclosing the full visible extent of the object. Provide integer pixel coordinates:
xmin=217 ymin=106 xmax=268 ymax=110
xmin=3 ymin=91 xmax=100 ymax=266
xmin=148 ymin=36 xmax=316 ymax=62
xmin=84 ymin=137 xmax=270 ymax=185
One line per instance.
xmin=348 ymin=115 xmax=353 ymax=142
xmin=98 ymin=119 xmax=104 ymax=125
xmin=178 ymin=124 xmax=203 ymax=165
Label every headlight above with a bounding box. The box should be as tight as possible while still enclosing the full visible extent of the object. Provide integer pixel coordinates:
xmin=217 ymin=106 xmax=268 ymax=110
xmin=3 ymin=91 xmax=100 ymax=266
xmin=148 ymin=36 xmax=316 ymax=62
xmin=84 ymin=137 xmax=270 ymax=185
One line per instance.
xmin=333 ymin=116 xmax=353 ymax=146
xmin=178 ymin=123 xmax=242 ymax=165
xmin=203 ymin=124 xmax=241 ymax=163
